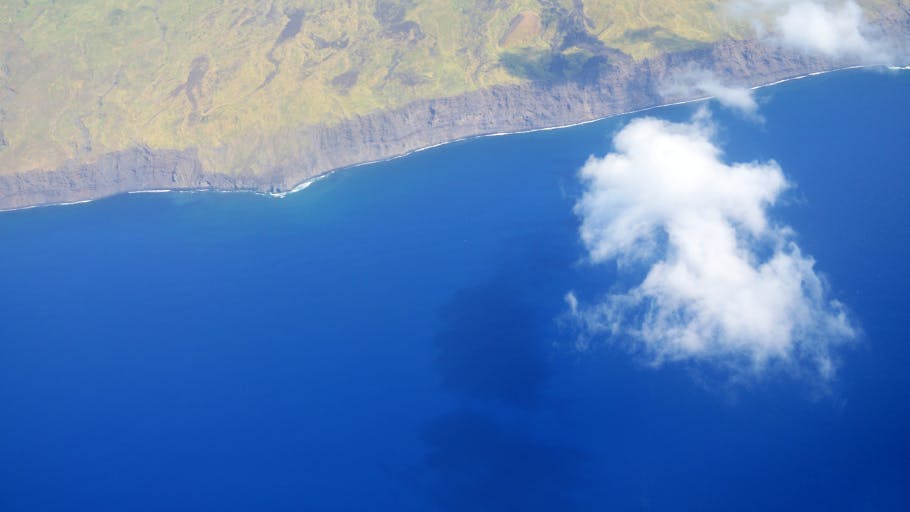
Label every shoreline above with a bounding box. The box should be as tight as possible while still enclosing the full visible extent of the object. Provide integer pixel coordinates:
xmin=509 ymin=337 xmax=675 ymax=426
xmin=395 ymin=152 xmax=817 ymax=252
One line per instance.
xmin=272 ymin=64 xmax=887 ymax=198
xmin=1 ymin=63 xmax=904 ymax=214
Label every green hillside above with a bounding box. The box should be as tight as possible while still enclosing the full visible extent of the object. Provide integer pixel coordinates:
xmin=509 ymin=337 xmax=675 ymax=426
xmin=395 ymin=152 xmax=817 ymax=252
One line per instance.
xmin=0 ymin=1 xmax=894 ymax=177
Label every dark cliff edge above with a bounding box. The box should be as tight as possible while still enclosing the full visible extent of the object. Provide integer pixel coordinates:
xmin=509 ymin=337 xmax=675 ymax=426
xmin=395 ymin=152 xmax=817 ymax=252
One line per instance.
xmin=1 ymin=32 xmax=906 ymax=211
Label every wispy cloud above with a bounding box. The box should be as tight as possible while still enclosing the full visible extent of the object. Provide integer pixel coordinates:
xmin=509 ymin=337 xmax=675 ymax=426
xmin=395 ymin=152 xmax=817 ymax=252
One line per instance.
xmin=659 ymin=1 xmax=904 ymax=123
xmin=733 ymin=0 xmax=897 ymax=64
xmin=567 ymin=111 xmax=855 ymax=379
xmin=660 ymin=66 xmax=760 ymax=119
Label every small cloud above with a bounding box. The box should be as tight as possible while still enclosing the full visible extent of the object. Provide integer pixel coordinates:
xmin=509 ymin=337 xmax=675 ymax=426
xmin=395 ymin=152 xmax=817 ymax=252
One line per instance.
xmin=733 ymin=0 xmax=897 ymax=64
xmin=774 ymin=1 xmax=893 ymax=62
xmin=660 ymin=66 xmax=761 ymax=119
xmin=568 ymin=112 xmax=855 ymax=379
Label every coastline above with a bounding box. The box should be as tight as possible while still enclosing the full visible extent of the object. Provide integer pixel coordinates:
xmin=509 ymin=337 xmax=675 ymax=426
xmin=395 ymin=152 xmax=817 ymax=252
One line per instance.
xmin=1 ymin=42 xmax=906 ymax=213
xmin=285 ymin=64 xmax=872 ymax=201
xmin=0 ymin=65 xmax=871 ymax=214
xmin=196 ymin=65 xmax=897 ymax=200
xmin=272 ymin=63 xmax=910 ymax=200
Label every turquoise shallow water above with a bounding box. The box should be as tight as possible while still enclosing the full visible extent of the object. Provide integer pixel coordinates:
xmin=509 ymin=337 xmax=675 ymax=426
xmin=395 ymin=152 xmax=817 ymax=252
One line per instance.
xmin=1 ymin=69 xmax=909 ymax=511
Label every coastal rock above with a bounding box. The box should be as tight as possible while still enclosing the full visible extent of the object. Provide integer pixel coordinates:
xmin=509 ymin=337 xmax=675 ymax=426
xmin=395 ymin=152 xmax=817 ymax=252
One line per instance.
xmin=0 ymin=34 xmax=903 ymax=211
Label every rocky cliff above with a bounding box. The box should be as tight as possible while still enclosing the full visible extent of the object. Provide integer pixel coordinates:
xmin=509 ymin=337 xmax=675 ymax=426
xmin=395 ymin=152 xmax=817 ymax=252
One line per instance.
xmin=0 ymin=35 xmax=902 ymax=211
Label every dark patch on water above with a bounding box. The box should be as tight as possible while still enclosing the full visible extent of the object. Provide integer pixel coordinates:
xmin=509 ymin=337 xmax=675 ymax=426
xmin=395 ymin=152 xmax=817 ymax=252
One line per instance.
xmin=433 ymin=278 xmax=551 ymax=409
xmin=417 ymin=410 xmax=587 ymax=512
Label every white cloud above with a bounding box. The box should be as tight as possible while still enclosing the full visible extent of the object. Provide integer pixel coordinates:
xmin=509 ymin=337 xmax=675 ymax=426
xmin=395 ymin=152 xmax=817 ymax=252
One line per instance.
xmin=660 ymin=66 xmax=760 ymax=118
xmin=568 ymin=112 xmax=855 ymax=378
xmin=734 ymin=0 xmax=896 ymax=64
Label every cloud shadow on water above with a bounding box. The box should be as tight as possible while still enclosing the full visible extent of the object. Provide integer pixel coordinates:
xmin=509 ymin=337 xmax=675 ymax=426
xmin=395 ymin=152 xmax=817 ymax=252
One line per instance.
xmin=418 ymin=409 xmax=586 ymax=512
xmin=433 ymin=277 xmax=551 ymax=409
xmin=412 ymin=265 xmax=589 ymax=511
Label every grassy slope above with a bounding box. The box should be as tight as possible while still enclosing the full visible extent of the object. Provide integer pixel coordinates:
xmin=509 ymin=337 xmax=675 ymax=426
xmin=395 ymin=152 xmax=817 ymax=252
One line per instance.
xmin=0 ymin=0 xmax=899 ymax=176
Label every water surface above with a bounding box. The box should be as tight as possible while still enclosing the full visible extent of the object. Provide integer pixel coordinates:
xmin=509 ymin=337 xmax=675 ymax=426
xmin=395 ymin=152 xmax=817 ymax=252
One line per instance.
xmin=1 ymin=69 xmax=909 ymax=511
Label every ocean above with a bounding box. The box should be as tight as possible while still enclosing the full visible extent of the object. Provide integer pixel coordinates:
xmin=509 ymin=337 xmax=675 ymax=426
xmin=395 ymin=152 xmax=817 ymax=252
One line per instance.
xmin=1 ymin=69 xmax=908 ymax=511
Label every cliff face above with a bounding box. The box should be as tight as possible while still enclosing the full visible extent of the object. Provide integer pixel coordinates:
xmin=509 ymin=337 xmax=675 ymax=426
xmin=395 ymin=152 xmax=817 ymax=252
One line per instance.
xmin=0 ymin=38 xmax=892 ymax=211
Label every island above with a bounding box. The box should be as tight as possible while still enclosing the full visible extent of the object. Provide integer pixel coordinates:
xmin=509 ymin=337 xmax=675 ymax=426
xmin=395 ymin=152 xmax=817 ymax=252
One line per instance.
xmin=0 ymin=0 xmax=908 ymax=210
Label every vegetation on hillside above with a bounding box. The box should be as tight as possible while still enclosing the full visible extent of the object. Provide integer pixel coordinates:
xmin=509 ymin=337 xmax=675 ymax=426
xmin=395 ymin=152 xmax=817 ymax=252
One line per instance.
xmin=0 ymin=0 xmax=895 ymax=176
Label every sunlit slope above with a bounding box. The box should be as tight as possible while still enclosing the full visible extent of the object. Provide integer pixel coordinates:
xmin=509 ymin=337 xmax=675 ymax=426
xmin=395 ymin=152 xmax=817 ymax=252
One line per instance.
xmin=0 ymin=1 xmax=894 ymax=177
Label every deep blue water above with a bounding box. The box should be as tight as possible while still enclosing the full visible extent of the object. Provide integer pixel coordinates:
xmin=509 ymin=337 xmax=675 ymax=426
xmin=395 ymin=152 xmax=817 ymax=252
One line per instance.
xmin=1 ymin=69 xmax=909 ymax=511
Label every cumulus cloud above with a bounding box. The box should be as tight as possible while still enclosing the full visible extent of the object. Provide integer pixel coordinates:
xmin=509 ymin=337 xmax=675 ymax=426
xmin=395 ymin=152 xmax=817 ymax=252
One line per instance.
xmin=568 ymin=112 xmax=855 ymax=378
xmin=734 ymin=0 xmax=896 ymax=63
xmin=660 ymin=66 xmax=760 ymax=118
